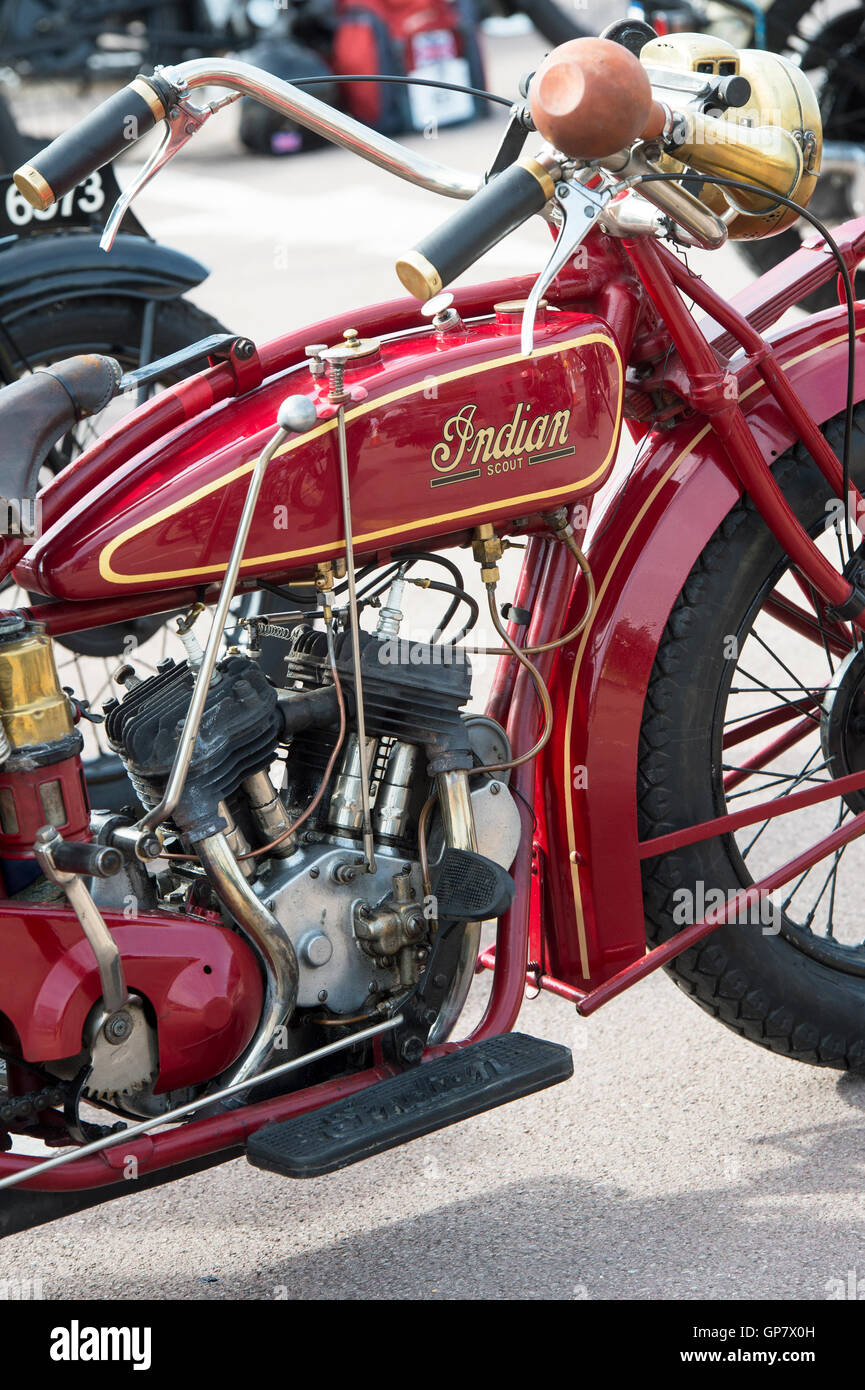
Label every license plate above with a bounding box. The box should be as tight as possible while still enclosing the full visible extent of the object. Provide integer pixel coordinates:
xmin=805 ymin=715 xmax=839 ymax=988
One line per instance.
xmin=0 ymin=165 xmax=120 ymax=238
xmin=407 ymin=53 xmax=476 ymax=131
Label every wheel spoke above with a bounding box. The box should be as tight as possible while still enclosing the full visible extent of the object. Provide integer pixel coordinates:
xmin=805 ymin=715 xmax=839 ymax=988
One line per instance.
xmin=747 ymin=627 xmax=833 ymax=708
xmin=723 ymin=715 xmax=817 ymax=791
xmin=763 ymin=591 xmax=851 ymax=662
xmin=723 ymin=759 xmax=827 ymax=801
xmin=738 ymin=747 xmax=830 ymax=859
xmin=730 ymin=667 xmax=823 ymax=726
xmin=723 ymin=700 xmax=820 ymax=748
xmin=802 ymin=807 xmax=852 ymax=934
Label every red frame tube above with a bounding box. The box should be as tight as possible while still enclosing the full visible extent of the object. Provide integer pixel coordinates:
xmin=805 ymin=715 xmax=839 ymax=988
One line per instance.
xmin=581 ymin=803 xmax=865 ymax=1015
xmin=625 ymin=237 xmax=865 ymax=624
xmin=658 ymin=242 xmax=865 ymax=521
xmin=640 ymin=763 xmax=865 ymax=859
xmin=471 ymin=540 xmax=577 ymax=1039
xmin=0 ymin=1064 xmax=398 ymax=1190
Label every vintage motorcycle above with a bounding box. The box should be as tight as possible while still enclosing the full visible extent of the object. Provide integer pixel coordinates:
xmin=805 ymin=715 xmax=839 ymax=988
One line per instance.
xmin=1 ymin=24 xmax=865 ymax=1237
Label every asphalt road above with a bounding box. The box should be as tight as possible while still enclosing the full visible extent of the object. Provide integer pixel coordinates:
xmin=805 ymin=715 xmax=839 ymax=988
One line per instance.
xmin=6 ymin=17 xmax=865 ymax=1303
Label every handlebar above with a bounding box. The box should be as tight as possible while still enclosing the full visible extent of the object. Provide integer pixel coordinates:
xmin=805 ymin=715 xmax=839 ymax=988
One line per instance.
xmin=14 ymin=56 xmax=482 ymax=213
xmin=396 ymin=156 xmax=559 ymax=301
xmin=15 ymin=76 xmax=169 ymax=210
xmin=11 ymin=39 xmax=814 ymax=315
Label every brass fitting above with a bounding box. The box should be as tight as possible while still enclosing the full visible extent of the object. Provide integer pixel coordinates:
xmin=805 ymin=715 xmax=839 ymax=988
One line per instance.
xmin=545 ymin=506 xmax=593 ymax=573
xmin=543 ymin=506 xmax=573 ymax=542
xmin=313 ymin=565 xmax=339 ymax=626
xmin=0 ymin=626 xmax=75 ymax=750
xmin=472 ymin=523 xmax=504 ymax=586
xmin=313 ymin=559 xmax=346 ymax=592
xmin=176 ymin=601 xmax=206 ymax=633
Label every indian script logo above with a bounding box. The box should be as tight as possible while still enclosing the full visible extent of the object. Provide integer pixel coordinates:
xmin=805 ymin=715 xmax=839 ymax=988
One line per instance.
xmin=429 ymin=402 xmax=575 ymax=488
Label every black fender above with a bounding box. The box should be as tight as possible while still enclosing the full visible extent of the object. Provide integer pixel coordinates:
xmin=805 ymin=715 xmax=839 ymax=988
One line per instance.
xmin=0 ymin=231 xmax=209 ymax=320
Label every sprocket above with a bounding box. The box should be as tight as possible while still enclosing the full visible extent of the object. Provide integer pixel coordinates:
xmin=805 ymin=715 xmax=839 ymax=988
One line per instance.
xmin=83 ymin=997 xmax=159 ymax=1105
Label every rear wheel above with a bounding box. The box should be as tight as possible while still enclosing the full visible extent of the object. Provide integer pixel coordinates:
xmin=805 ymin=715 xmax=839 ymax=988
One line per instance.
xmin=639 ymin=404 xmax=865 ymax=1069
xmin=2 ymin=292 xmax=230 ymax=810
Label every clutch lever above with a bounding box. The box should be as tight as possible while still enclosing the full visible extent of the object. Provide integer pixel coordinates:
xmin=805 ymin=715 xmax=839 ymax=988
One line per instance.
xmin=99 ymin=88 xmax=240 ymax=252
xmin=521 ymin=176 xmax=613 ymax=357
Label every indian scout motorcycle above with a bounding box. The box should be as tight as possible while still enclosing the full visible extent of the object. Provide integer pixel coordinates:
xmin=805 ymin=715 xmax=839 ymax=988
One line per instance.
xmin=0 ymin=22 xmax=864 ymax=1238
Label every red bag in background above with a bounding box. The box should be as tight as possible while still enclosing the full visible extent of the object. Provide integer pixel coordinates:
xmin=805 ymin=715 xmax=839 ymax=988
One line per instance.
xmin=332 ymin=0 xmax=487 ymax=134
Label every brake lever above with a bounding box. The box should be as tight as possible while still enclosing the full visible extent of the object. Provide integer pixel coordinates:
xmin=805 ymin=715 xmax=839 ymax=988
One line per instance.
xmin=521 ymin=176 xmax=613 ymax=357
xmin=99 ymin=90 xmax=240 ymax=252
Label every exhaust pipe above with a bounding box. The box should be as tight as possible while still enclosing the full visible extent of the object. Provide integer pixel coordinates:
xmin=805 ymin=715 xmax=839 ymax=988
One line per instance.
xmin=197 ymin=830 xmax=299 ymax=1097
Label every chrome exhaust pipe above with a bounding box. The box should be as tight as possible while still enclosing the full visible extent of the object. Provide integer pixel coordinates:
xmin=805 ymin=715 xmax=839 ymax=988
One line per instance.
xmin=197 ymin=830 xmax=299 ymax=1094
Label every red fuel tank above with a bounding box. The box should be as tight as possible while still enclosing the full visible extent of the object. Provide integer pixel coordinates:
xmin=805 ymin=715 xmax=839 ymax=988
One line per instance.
xmin=21 ymin=306 xmax=623 ymax=601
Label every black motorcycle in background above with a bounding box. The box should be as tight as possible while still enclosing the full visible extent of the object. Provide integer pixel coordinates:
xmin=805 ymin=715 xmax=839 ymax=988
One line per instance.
xmin=0 ymin=91 xmax=225 ymax=448
xmin=0 ymin=85 xmax=233 ymax=807
xmin=605 ymin=1 xmax=865 ymax=309
xmin=0 ymin=0 xmax=281 ymax=76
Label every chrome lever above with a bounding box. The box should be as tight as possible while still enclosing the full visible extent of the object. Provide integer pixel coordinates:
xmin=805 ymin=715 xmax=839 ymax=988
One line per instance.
xmin=521 ymin=177 xmax=612 ymax=357
xmin=34 ymin=825 xmax=129 ymax=1018
xmin=99 ymin=91 xmax=239 ymax=252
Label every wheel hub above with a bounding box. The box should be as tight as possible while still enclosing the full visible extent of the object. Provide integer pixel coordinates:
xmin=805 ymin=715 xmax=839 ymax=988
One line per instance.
xmin=821 ymin=646 xmax=865 ymax=812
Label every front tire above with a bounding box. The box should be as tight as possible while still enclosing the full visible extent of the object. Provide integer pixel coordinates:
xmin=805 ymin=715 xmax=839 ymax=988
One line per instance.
xmin=638 ymin=404 xmax=865 ymax=1070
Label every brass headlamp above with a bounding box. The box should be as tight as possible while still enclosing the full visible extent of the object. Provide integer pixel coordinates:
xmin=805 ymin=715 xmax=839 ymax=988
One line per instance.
xmin=640 ymin=33 xmax=822 ymax=240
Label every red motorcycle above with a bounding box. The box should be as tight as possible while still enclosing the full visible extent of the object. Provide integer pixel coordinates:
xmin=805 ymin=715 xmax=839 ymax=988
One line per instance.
xmin=1 ymin=26 xmax=864 ymax=1237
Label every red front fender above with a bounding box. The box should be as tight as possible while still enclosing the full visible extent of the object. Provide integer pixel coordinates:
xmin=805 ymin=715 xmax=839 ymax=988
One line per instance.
xmin=539 ymin=301 xmax=865 ymax=991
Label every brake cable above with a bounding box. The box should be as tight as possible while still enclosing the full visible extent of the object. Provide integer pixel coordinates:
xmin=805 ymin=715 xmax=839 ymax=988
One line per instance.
xmin=287 ymin=73 xmax=514 ymax=110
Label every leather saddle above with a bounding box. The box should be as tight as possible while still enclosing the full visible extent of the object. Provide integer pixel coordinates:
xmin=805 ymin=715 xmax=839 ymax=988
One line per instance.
xmin=0 ymin=354 xmax=121 ymax=507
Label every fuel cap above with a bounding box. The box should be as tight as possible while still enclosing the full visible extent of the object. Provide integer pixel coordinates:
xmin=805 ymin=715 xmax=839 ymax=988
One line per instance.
xmin=421 ymin=292 xmax=462 ymax=331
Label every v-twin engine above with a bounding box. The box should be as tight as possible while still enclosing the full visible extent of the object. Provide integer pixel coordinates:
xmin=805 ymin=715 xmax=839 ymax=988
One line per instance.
xmin=99 ymin=626 xmax=520 ymax=1049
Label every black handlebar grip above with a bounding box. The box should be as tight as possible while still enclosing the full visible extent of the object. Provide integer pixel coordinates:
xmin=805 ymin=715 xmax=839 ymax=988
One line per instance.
xmin=12 ymin=76 xmax=169 ymax=211
xmin=395 ymin=157 xmax=556 ymax=301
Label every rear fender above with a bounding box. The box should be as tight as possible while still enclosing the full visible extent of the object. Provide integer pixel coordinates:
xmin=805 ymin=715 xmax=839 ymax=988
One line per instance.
xmin=539 ymin=303 xmax=865 ymax=991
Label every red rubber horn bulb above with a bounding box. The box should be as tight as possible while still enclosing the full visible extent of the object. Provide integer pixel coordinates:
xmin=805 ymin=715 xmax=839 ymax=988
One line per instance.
xmin=528 ymin=37 xmax=666 ymax=159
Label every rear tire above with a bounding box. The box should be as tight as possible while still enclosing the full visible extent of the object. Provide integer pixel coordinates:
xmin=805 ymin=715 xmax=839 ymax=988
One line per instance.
xmin=2 ymin=293 xmax=228 ymax=811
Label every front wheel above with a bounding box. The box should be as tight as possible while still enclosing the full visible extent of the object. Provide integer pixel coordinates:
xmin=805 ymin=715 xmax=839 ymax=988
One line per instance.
xmin=639 ymin=404 xmax=865 ymax=1070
